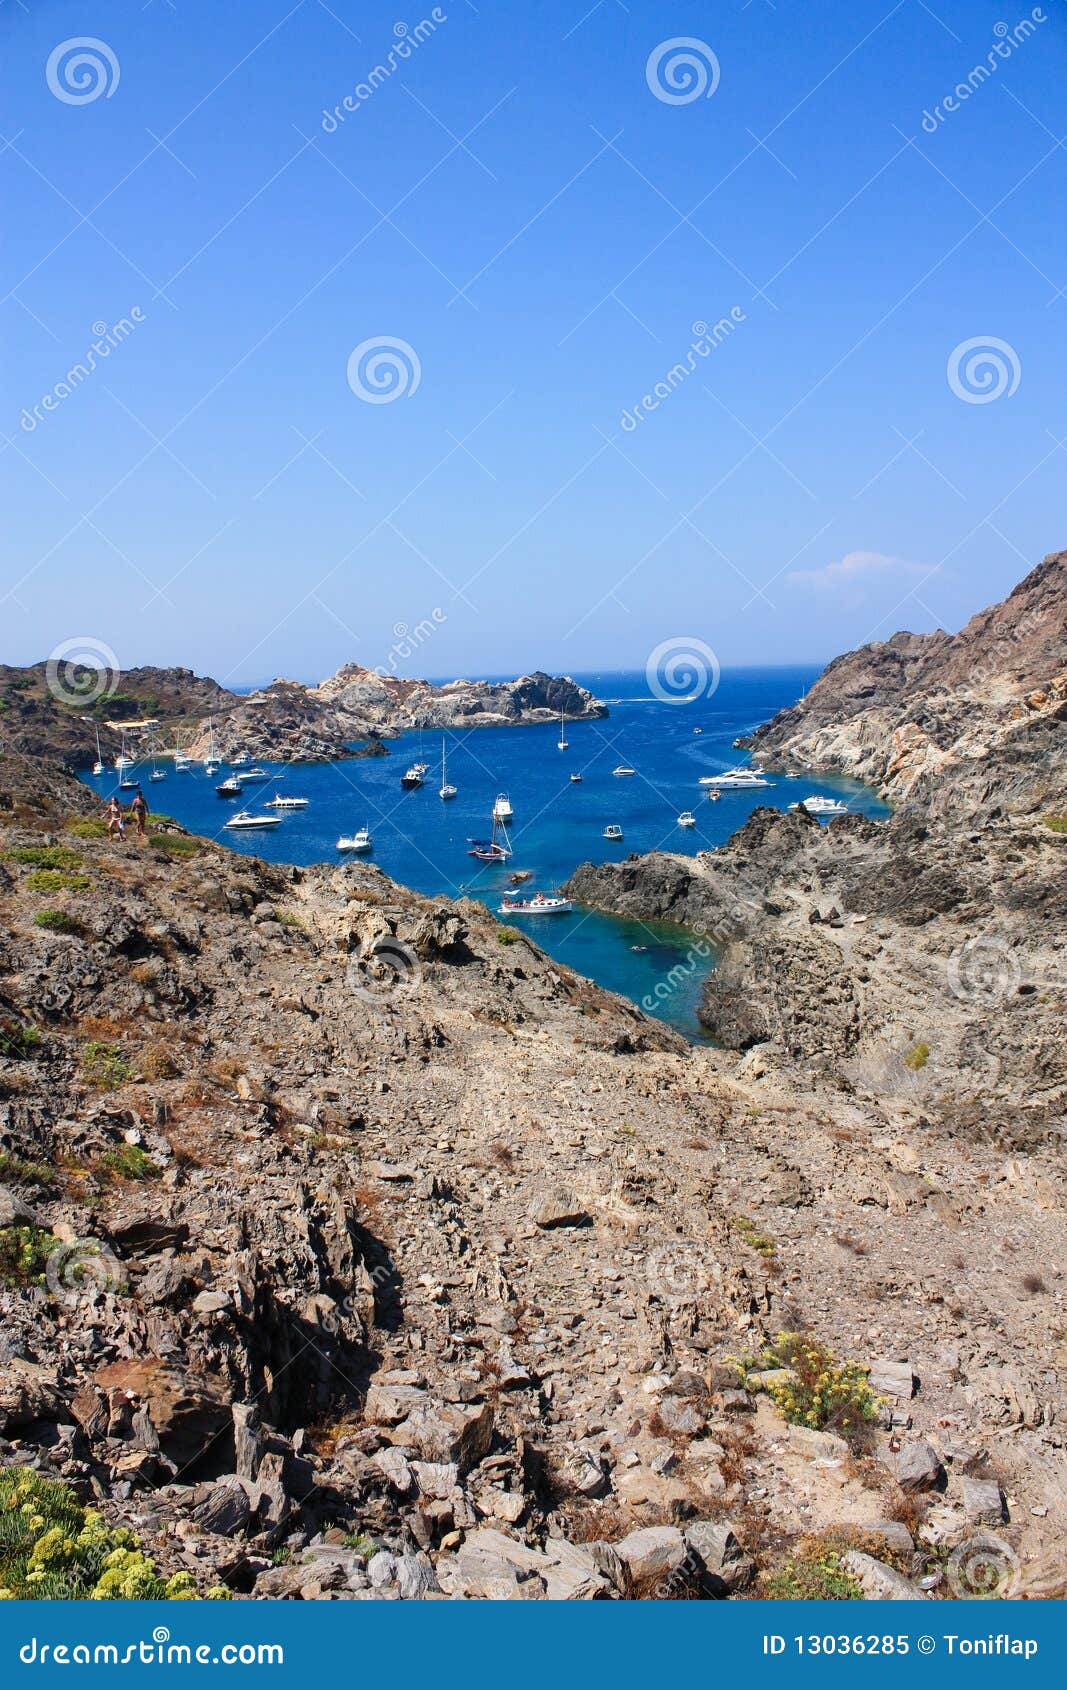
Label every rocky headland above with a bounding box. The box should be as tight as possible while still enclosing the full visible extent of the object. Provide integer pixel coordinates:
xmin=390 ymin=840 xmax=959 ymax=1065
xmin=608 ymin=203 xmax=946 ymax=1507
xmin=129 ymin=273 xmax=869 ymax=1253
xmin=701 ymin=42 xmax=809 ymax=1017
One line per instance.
xmin=0 ymin=664 xmax=606 ymax=770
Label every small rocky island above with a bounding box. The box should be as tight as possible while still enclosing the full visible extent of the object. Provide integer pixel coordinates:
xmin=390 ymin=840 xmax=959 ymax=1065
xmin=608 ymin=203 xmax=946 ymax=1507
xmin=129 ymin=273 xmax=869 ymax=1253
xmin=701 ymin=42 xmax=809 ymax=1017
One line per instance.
xmin=0 ymin=662 xmax=606 ymax=769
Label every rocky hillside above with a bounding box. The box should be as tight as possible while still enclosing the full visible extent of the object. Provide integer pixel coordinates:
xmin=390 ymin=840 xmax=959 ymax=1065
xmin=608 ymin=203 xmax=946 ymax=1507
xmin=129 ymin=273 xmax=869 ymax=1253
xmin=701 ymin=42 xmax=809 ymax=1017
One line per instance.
xmin=0 ymin=662 xmax=605 ymax=770
xmin=2 ymin=753 xmax=1064 ymax=1600
xmin=745 ymin=551 xmax=1067 ymax=816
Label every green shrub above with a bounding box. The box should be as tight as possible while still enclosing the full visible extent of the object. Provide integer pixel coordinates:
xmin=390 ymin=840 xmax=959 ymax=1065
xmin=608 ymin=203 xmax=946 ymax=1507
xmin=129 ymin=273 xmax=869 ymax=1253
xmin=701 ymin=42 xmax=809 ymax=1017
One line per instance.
xmin=24 ymin=871 xmax=91 ymax=894
xmin=0 ymin=1224 xmax=55 ymax=1286
xmin=98 ymin=1144 xmax=159 ymax=1182
xmin=66 ymin=818 xmax=107 ymax=840
xmin=903 ymin=1041 xmax=930 ymax=1070
xmin=1043 ymin=815 xmax=1067 ymax=833
xmin=33 ymin=910 xmax=85 ymax=935
xmin=496 ymin=927 xmax=519 ymax=945
xmin=7 ymin=846 xmax=83 ymax=870
xmin=759 ymin=1332 xmax=881 ymax=1439
xmin=0 ymin=1021 xmax=41 ymax=1060
xmin=729 ymin=1214 xmax=777 ymax=1258
xmin=764 ymin=1541 xmax=863 ymax=1600
xmin=0 ymin=1469 xmax=231 ymax=1600
xmin=80 ymin=1042 xmax=132 ymax=1091
xmin=0 ymin=1154 xmax=54 ymax=1189
xmin=148 ymin=834 xmax=199 ymax=858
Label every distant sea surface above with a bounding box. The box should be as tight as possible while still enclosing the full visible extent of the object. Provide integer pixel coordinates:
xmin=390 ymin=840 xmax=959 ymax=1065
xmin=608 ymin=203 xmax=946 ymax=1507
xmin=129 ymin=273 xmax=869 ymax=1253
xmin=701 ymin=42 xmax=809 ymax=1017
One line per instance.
xmin=86 ymin=668 xmax=888 ymax=1041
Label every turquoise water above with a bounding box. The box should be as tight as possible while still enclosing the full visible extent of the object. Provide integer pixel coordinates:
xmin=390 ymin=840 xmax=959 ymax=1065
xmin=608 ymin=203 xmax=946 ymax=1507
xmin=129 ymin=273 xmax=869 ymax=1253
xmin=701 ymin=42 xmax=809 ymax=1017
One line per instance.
xmin=83 ymin=668 xmax=888 ymax=1040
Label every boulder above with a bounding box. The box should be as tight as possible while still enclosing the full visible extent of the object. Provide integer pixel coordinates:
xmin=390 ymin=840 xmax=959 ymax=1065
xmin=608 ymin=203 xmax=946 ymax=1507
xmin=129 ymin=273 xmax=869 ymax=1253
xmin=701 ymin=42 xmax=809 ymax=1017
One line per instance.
xmin=684 ymin=1520 xmax=755 ymax=1594
xmin=892 ymin=1438 xmax=943 ymax=1492
xmin=0 ymin=1184 xmax=43 ymax=1228
xmin=868 ymin=1358 xmax=915 ymax=1399
xmin=92 ymin=1358 xmax=231 ymax=1470
xmin=787 ymin=1423 xmax=848 ymax=1460
xmin=656 ymin=1397 xmax=705 ymax=1438
xmin=528 ymin=1188 xmax=590 ymax=1229
xmin=962 ymin=1476 xmax=1005 ymax=1525
xmin=0 ymin=1359 xmax=69 ymax=1433
xmin=613 ymin=1525 xmax=688 ymax=1586
xmin=842 ymin=1550 xmax=930 ymax=1600
xmin=371 ymin=1446 xmax=415 ymax=1495
xmin=191 ymin=1477 xmax=252 ymax=1536
xmin=363 ymin=1381 xmax=427 ymax=1425
xmin=391 ymin=1400 xmax=493 ymax=1474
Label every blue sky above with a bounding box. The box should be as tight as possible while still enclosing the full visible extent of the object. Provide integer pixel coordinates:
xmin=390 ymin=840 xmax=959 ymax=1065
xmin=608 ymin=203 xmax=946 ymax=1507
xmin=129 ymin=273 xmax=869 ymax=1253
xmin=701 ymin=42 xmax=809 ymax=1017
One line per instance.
xmin=2 ymin=0 xmax=1065 ymax=685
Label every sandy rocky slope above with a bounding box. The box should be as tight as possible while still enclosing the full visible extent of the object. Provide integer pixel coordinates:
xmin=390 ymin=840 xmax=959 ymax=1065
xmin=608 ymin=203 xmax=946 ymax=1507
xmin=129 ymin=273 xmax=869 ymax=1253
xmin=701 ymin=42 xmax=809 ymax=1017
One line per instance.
xmin=0 ymin=559 xmax=1064 ymax=1600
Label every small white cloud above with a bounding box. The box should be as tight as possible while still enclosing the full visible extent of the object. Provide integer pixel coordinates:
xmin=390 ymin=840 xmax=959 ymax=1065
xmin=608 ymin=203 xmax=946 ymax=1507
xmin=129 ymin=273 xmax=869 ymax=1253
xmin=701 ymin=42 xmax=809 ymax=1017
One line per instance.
xmin=788 ymin=550 xmax=926 ymax=590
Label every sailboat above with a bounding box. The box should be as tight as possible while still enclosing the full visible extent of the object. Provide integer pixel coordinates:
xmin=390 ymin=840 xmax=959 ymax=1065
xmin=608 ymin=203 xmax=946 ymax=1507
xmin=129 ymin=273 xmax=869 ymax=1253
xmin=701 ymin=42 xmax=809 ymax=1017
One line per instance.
xmin=174 ymin=731 xmax=193 ymax=772
xmin=114 ymin=732 xmax=134 ymax=772
xmin=91 ymin=727 xmax=105 ymax=776
xmin=439 ymin=738 xmax=457 ymax=800
xmin=203 ymin=720 xmax=220 ymax=776
xmin=557 ymin=708 xmax=568 ymax=751
xmin=150 ymin=760 xmax=167 ymax=783
xmin=468 ymin=812 xmax=513 ymax=862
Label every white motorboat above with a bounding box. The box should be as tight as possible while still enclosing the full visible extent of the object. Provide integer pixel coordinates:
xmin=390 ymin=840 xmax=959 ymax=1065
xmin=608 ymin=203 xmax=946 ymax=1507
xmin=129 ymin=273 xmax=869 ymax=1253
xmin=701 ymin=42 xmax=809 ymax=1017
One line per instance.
xmin=401 ymin=765 xmax=425 ymax=790
xmin=493 ymin=793 xmax=514 ymax=822
xmin=603 ymin=823 xmax=623 ymax=840
xmin=244 ymin=766 xmax=268 ymax=780
xmin=337 ymin=827 xmax=373 ymax=852
xmin=265 ymin=793 xmax=308 ymax=810
xmin=498 ymin=892 xmax=572 ymax=915
xmin=224 ymin=809 xmax=281 ymax=831
xmin=677 ymin=810 xmax=696 ymax=828
xmin=613 ymin=766 xmax=635 ymax=777
xmin=216 ymin=774 xmax=243 ymax=798
xmin=231 ymin=754 xmax=249 ymax=766
xmin=439 ymin=739 xmax=457 ymax=800
xmin=789 ymin=795 xmax=850 ymax=816
xmin=698 ymin=768 xmax=771 ymax=789
xmin=570 ymin=773 xmax=583 ymax=783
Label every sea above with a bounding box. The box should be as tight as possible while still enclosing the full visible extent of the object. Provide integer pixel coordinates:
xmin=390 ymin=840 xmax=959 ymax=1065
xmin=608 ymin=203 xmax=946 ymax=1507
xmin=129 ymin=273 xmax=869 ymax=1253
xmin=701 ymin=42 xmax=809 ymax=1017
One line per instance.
xmin=84 ymin=668 xmax=889 ymax=1042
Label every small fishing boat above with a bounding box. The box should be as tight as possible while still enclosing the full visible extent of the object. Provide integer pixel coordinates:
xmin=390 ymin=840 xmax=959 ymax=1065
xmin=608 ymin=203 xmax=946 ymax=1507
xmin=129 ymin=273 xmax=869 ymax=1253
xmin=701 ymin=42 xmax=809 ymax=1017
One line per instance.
xmin=557 ymin=708 xmax=568 ymax=751
xmin=789 ymin=795 xmax=850 ymax=816
xmin=698 ymin=768 xmax=770 ymax=789
xmin=493 ymin=793 xmax=514 ymax=822
xmin=337 ymin=826 xmax=373 ymax=852
xmin=224 ymin=809 xmax=281 ymax=831
xmin=265 ymin=793 xmax=308 ymax=810
xmin=401 ymin=765 xmax=424 ymax=790
xmin=603 ymin=823 xmax=623 ymax=841
xmin=677 ymin=810 xmax=696 ymax=828
xmin=693 ymin=727 xmax=702 ymax=734
xmin=92 ymin=727 xmax=106 ymax=776
xmin=613 ymin=766 xmax=635 ymax=777
xmin=469 ymin=813 xmax=512 ymax=862
xmin=570 ymin=773 xmax=583 ymax=783
xmin=499 ymin=892 xmax=573 ymax=915
xmin=217 ymin=774 xmax=243 ymax=798
xmin=439 ymin=739 xmax=457 ymax=800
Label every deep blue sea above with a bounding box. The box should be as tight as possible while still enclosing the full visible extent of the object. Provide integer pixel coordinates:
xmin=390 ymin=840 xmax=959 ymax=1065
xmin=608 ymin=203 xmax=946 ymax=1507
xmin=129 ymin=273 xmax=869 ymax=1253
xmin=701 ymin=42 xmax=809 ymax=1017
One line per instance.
xmin=85 ymin=668 xmax=889 ymax=1040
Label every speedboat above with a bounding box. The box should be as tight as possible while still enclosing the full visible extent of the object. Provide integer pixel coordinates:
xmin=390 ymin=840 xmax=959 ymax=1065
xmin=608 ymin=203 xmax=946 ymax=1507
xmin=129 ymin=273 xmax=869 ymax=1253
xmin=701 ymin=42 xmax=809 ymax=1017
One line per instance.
xmin=265 ymin=793 xmax=308 ymax=810
xmin=603 ymin=823 xmax=623 ymax=840
xmin=224 ymin=809 xmax=281 ymax=831
xmin=244 ymin=766 xmax=268 ymax=780
xmin=337 ymin=827 xmax=372 ymax=852
xmin=698 ymin=768 xmax=771 ymax=789
xmin=789 ymin=795 xmax=850 ymax=816
xmin=498 ymin=892 xmax=572 ymax=915
xmin=493 ymin=793 xmax=514 ymax=822
xmin=231 ymin=754 xmax=249 ymax=767
xmin=570 ymin=773 xmax=583 ymax=783
xmin=217 ymin=775 xmax=243 ymax=798
xmin=677 ymin=811 xmax=696 ymax=828
xmin=613 ymin=766 xmax=635 ymax=777
xmin=401 ymin=766 xmax=424 ymax=790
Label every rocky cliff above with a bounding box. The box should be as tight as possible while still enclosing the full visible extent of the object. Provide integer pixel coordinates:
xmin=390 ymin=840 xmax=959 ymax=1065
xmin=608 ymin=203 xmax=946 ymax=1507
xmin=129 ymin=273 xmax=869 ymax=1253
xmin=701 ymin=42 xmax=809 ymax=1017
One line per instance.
xmin=744 ymin=550 xmax=1067 ymax=817
xmin=3 ymin=750 xmax=1064 ymax=1600
xmin=0 ymin=663 xmax=606 ymax=770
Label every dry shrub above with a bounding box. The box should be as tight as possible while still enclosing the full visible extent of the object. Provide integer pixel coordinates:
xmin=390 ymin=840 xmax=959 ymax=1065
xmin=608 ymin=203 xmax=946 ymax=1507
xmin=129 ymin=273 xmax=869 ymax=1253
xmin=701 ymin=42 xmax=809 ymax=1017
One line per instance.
xmin=138 ymin=1041 xmax=180 ymax=1081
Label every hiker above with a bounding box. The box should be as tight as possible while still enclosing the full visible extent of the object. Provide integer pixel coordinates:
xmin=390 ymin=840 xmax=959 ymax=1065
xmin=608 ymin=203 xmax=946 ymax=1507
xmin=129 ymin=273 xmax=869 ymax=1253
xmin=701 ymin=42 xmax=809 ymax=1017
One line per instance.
xmin=130 ymin=788 xmax=149 ymax=840
xmin=104 ymin=796 xmax=125 ymax=842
